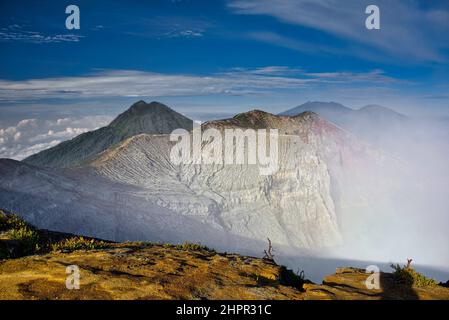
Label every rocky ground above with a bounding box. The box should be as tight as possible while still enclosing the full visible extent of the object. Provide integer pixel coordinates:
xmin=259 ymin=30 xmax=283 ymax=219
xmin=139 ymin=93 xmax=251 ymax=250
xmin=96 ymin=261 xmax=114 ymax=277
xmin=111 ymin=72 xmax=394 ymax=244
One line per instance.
xmin=1 ymin=243 xmax=449 ymax=300
xmin=1 ymin=210 xmax=448 ymax=300
xmin=303 ymin=267 xmax=449 ymax=300
xmin=0 ymin=243 xmax=305 ymax=300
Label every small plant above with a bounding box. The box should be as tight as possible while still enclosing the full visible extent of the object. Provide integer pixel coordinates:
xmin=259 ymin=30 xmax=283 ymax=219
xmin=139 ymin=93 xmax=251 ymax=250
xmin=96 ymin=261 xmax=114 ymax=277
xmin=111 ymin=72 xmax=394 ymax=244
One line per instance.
xmin=390 ymin=259 xmax=437 ymax=287
xmin=296 ymin=269 xmax=305 ymax=281
xmin=52 ymin=237 xmax=108 ymax=252
xmin=263 ymin=238 xmax=275 ymax=262
xmin=0 ymin=210 xmax=115 ymax=259
xmin=0 ymin=211 xmax=43 ymax=257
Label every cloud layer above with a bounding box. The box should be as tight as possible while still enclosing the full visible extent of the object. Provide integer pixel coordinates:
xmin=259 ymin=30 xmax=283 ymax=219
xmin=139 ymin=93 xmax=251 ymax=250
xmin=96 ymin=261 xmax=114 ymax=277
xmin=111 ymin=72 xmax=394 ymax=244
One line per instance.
xmin=228 ymin=0 xmax=449 ymax=62
xmin=0 ymin=24 xmax=83 ymax=44
xmin=0 ymin=68 xmax=400 ymax=102
xmin=0 ymin=115 xmax=112 ymax=160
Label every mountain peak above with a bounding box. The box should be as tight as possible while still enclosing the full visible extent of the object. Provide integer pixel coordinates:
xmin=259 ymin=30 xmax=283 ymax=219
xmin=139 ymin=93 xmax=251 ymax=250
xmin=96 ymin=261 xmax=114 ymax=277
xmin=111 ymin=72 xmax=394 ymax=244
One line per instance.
xmin=233 ymin=109 xmax=271 ymax=119
xmin=231 ymin=109 xmax=288 ymax=128
xmin=122 ymin=100 xmax=169 ymax=115
xmin=303 ymin=101 xmax=347 ymax=108
xmin=23 ymin=101 xmax=193 ymax=168
xmin=359 ymin=104 xmax=399 ymax=113
xmin=133 ymin=99 xmax=147 ymax=105
xmin=291 ymin=110 xmax=321 ymax=119
xmin=279 ymin=101 xmax=353 ymax=116
xmin=109 ymin=101 xmax=190 ymax=127
xmin=357 ymin=104 xmax=407 ymax=119
xmin=131 ymin=100 xmax=164 ymax=108
xmin=201 ymin=109 xmax=327 ymax=134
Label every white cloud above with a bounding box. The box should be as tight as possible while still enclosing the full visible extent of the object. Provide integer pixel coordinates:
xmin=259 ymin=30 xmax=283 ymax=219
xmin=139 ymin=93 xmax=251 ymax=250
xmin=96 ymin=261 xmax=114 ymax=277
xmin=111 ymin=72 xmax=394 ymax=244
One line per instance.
xmin=0 ymin=115 xmax=112 ymax=160
xmin=0 ymin=68 xmax=401 ymax=102
xmin=0 ymin=140 xmax=62 ymax=160
xmin=124 ymin=15 xmax=209 ymax=40
xmin=0 ymin=24 xmax=84 ymax=43
xmin=165 ymin=29 xmax=203 ymax=38
xmin=17 ymin=119 xmax=37 ymax=127
xmin=13 ymin=132 xmax=21 ymax=141
xmin=228 ymin=0 xmax=449 ymax=62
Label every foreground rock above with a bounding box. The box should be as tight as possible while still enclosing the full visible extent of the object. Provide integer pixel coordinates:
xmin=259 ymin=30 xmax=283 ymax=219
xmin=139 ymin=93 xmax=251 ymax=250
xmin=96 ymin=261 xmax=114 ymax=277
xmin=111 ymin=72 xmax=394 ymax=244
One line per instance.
xmin=1 ymin=212 xmax=448 ymax=300
xmin=1 ymin=244 xmax=449 ymax=300
xmin=0 ymin=243 xmax=303 ymax=300
xmin=303 ymin=267 xmax=449 ymax=300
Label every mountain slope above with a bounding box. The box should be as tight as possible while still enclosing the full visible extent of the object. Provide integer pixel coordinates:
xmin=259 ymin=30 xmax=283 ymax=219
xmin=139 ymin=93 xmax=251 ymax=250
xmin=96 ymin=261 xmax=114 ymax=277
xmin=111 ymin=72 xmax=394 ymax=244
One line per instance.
xmin=23 ymin=101 xmax=193 ymax=168
xmin=0 ymin=159 xmax=240 ymax=248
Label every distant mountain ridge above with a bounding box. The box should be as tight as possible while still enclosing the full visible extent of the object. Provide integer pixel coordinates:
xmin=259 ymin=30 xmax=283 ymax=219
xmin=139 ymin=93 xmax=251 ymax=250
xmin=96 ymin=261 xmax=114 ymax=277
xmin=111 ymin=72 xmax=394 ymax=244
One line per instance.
xmin=280 ymin=101 xmax=406 ymax=120
xmin=280 ymin=101 xmax=353 ymax=117
xmin=280 ymin=101 xmax=408 ymax=149
xmin=23 ymin=101 xmax=193 ymax=168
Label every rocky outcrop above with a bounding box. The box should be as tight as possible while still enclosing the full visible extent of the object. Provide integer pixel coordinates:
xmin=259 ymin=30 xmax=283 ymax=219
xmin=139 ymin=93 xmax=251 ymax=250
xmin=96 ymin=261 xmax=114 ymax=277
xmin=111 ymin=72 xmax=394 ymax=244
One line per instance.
xmin=303 ymin=267 xmax=449 ymax=300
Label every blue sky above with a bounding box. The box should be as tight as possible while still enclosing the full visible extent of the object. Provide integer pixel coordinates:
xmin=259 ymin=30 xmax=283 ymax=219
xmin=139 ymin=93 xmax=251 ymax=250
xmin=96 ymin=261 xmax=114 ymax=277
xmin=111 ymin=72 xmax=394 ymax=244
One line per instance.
xmin=0 ymin=0 xmax=448 ymax=125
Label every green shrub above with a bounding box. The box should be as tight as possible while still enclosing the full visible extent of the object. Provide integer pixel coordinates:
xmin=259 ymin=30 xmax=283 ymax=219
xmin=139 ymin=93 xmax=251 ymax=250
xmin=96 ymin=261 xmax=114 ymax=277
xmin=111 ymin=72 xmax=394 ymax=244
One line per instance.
xmin=9 ymin=225 xmax=41 ymax=255
xmin=52 ymin=237 xmax=109 ymax=252
xmin=175 ymin=242 xmax=211 ymax=252
xmin=390 ymin=263 xmax=437 ymax=287
xmin=0 ymin=212 xmax=29 ymax=232
xmin=0 ymin=211 xmax=113 ymax=259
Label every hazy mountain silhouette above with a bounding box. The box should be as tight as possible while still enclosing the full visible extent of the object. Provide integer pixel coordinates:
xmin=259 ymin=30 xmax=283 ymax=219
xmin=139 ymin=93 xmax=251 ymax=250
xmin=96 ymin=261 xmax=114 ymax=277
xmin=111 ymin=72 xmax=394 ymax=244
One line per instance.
xmin=280 ymin=101 xmax=406 ymax=123
xmin=280 ymin=101 xmax=408 ymax=148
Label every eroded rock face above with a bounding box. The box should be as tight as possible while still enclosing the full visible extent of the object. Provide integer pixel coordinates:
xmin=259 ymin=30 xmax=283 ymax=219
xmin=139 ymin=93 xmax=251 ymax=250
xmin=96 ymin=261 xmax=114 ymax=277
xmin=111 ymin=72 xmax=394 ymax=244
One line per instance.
xmin=0 ymin=106 xmax=397 ymax=256
xmin=88 ymin=133 xmax=342 ymax=249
